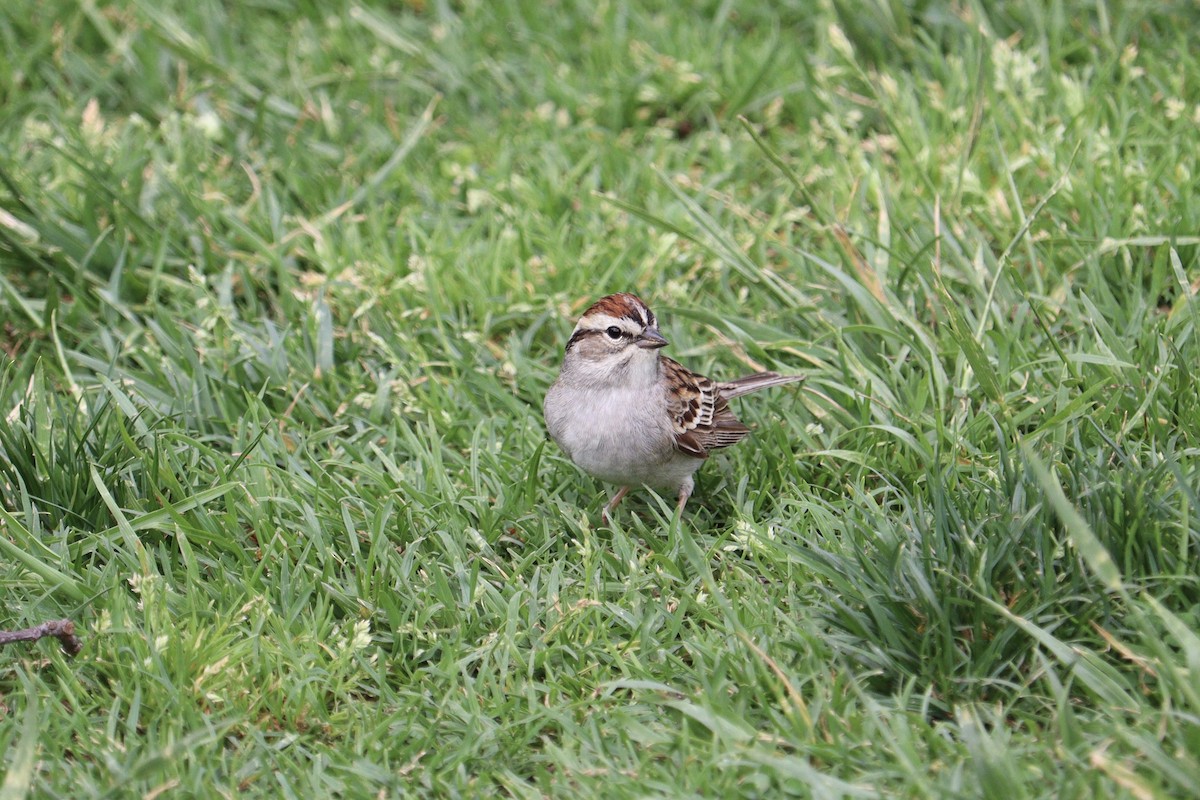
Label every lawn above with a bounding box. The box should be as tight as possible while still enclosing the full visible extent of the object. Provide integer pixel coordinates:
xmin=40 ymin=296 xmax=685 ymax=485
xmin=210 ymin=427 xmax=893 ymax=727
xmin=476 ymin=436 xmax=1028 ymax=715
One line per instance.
xmin=2 ymin=0 xmax=1198 ymax=797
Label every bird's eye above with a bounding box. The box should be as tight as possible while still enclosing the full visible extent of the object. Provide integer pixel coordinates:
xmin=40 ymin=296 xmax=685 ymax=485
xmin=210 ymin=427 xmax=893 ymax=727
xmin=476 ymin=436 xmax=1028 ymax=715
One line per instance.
xmin=605 ymin=326 xmax=623 ymax=340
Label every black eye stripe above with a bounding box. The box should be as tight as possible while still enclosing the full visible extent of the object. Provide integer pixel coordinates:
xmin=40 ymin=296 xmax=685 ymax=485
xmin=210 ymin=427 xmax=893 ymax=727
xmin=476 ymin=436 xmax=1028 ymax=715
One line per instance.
xmin=565 ymin=328 xmax=591 ymax=351
xmin=565 ymin=326 xmax=627 ymax=351
xmin=566 ymin=308 xmax=657 ymax=352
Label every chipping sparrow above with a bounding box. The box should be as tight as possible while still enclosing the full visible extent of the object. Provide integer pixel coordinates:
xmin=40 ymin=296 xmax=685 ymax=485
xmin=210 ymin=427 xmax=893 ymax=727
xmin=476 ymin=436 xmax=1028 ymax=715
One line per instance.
xmin=544 ymin=292 xmax=804 ymax=522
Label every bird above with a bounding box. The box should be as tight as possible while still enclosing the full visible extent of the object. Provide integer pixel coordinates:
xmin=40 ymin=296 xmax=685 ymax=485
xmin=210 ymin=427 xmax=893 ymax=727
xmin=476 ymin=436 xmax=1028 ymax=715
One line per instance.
xmin=543 ymin=292 xmax=804 ymax=522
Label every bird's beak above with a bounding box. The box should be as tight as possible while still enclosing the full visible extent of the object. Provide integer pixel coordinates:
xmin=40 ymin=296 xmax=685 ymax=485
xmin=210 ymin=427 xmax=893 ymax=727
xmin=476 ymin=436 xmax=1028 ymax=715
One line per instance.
xmin=636 ymin=328 xmax=669 ymax=349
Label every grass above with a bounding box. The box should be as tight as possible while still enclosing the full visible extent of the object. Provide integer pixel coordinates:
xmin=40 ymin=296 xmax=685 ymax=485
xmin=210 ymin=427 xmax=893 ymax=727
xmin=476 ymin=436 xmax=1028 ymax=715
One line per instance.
xmin=1 ymin=0 xmax=1199 ymax=796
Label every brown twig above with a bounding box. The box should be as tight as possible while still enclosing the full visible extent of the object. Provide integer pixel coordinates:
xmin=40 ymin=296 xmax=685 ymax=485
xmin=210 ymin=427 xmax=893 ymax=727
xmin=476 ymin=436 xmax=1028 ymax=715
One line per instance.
xmin=0 ymin=619 xmax=83 ymax=656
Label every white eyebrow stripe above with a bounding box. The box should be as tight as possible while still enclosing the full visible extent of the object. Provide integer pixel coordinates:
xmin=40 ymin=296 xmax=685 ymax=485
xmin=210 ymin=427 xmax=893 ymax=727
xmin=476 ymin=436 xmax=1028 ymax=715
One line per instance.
xmin=577 ymin=313 xmax=643 ymax=333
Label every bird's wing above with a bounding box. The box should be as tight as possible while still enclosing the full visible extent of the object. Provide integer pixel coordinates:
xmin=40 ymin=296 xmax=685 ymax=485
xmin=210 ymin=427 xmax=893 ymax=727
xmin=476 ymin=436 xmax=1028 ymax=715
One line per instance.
xmin=662 ymin=357 xmax=751 ymax=458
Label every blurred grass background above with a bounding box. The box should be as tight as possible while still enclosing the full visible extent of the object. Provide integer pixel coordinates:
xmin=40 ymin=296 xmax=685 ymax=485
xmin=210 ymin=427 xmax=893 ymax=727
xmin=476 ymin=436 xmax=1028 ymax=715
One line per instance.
xmin=1 ymin=0 xmax=1199 ymax=797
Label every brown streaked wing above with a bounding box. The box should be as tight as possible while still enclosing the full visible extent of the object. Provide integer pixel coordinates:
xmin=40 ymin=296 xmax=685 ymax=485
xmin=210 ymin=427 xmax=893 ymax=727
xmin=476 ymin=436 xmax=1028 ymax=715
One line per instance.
xmin=662 ymin=357 xmax=751 ymax=458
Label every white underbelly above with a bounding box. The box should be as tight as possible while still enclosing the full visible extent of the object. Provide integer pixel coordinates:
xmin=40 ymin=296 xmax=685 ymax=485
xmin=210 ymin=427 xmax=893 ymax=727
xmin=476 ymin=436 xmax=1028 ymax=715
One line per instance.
xmin=546 ymin=385 xmax=702 ymax=489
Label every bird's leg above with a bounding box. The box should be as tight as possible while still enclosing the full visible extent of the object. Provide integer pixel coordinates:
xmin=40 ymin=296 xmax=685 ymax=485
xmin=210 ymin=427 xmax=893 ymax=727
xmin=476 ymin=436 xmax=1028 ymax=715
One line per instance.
xmin=675 ymin=477 xmax=694 ymax=515
xmin=602 ymin=486 xmax=630 ymax=525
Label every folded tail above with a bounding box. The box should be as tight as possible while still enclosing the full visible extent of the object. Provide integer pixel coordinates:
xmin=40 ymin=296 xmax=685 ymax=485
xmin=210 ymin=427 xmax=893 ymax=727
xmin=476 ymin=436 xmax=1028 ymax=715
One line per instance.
xmin=718 ymin=371 xmax=805 ymax=398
